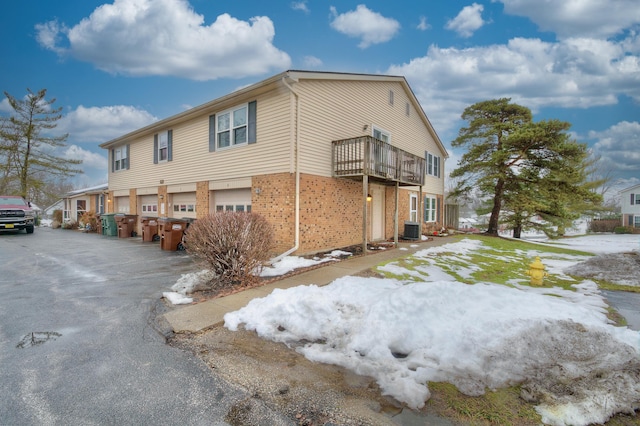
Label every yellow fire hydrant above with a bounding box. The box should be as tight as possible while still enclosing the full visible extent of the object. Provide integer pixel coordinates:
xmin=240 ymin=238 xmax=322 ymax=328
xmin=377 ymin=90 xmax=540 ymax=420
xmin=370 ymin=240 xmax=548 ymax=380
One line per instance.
xmin=526 ymin=256 xmax=547 ymax=286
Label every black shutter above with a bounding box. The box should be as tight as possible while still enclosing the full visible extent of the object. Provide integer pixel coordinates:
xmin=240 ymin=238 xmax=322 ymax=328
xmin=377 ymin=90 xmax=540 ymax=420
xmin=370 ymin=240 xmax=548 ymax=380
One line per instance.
xmin=111 ymin=148 xmax=115 ymax=172
xmin=631 ymin=194 xmax=635 ymax=205
xmin=167 ymin=130 xmax=173 ymax=161
xmin=424 ymin=151 xmax=428 ymax=175
xmin=248 ymin=100 xmax=257 ymax=144
xmin=209 ymin=114 xmax=216 ymax=152
xmin=125 ymin=144 xmax=130 ymax=170
xmin=153 ymin=134 xmax=158 ymax=164
xmin=437 ymin=197 xmax=442 ymax=223
xmin=423 ymin=196 xmax=428 ymax=222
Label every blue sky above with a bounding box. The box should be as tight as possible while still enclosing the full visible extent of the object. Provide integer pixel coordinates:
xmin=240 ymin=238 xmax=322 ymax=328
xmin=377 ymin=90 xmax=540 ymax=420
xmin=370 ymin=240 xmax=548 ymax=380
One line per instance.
xmin=1 ymin=0 xmax=639 ymax=196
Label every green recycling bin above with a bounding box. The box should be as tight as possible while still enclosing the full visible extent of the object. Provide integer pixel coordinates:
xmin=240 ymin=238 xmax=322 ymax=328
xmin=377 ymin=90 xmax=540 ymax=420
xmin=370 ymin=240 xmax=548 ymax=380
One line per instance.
xmin=101 ymin=213 xmax=117 ymax=236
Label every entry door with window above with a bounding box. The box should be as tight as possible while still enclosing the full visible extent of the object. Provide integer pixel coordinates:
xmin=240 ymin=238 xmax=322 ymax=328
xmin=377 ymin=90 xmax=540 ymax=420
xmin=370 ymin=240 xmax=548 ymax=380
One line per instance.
xmin=76 ymin=200 xmax=87 ymax=221
xmin=409 ymin=194 xmax=418 ymax=222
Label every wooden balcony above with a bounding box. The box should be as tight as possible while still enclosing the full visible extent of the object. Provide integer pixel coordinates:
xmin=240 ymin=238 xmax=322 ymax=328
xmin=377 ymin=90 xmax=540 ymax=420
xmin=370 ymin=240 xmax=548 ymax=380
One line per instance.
xmin=332 ymin=136 xmax=425 ymax=186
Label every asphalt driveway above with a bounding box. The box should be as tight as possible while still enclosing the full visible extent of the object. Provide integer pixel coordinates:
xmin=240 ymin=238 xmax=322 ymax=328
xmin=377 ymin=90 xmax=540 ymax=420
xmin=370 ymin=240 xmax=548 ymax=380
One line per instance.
xmin=0 ymin=227 xmax=281 ymax=425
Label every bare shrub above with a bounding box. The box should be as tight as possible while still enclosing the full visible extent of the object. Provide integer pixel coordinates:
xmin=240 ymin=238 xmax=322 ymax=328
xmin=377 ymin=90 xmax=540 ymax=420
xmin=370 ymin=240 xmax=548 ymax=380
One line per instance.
xmin=184 ymin=212 xmax=275 ymax=291
xmin=589 ymin=219 xmax=621 ymax=233
xmin=80 ymin=210 xmax=100 ymax=233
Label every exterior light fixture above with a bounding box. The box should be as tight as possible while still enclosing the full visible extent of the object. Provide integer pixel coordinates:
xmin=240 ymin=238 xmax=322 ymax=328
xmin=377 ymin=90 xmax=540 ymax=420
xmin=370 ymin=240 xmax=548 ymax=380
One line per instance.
xmin=367 ymin=194 xmax=372 ymax=201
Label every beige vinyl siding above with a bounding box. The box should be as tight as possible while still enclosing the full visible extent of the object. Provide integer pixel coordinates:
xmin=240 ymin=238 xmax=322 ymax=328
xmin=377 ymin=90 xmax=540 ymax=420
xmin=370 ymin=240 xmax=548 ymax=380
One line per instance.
xmin=108 ymin=88 xmax=292 ymax=192
xmin=295 ymin=80 xmax=443 ymax=179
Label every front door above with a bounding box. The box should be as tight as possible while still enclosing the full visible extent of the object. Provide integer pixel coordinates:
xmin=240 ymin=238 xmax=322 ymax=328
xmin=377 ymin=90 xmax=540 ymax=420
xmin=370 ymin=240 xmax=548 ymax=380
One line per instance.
xmin=371 ymin=185 xmax=385 ymax=241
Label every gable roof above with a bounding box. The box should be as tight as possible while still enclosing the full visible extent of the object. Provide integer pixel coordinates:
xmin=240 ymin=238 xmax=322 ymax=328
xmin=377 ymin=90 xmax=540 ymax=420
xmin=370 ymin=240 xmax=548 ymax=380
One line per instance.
xmin=100 ymin=70 xmax=448 ymax=158
xmin=66 ymin=183 xmax=109 ymax=197
xmin=619 ymin=183 xmax=640 ymax=194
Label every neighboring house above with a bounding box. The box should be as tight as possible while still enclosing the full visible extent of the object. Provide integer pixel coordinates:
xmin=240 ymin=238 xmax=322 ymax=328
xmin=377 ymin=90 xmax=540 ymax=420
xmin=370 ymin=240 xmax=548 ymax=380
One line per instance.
xmin=44 ymin=200 xmax=64 ymax=219
xmin=63 ymin=184 xmax=109 ymax=222
xmin=99 ymin=70 xmax=448 ymax=256
xmin=620 ymin=183 xmax=640 ymax=230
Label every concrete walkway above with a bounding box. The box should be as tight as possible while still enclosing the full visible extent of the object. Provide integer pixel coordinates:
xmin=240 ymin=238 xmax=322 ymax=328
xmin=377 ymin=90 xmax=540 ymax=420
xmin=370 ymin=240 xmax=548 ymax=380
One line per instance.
xmin=163 ymin=237 xmax=453 ymax=333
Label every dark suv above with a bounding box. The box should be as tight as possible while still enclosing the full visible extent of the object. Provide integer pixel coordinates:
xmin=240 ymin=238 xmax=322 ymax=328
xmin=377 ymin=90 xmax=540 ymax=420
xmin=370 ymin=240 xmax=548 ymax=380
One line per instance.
xmin=0 ymin=195 xmax=35 ymax=234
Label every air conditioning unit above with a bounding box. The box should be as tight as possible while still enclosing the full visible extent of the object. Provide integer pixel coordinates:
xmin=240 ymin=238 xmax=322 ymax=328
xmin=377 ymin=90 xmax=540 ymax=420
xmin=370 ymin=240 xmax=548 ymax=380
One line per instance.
xmin=403 ymin=221 xmax=420 ymax=240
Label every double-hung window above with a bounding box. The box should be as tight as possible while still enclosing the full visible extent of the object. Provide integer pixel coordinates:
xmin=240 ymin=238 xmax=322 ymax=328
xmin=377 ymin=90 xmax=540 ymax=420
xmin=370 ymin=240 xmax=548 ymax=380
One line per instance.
xmin=218 ymin=105 xmax=247 ymax=149
xmin=631 ymin=193 xmax=640 ymax=205
xmin=158 ymin=131 xmax=168 ymax=162
xmin=424 ymin=196 xmax=436 ymax=222
xmin=153 ymin=130 xmax=172 ymax=163
xmin=426 ymin=151 xmax=440 ymax=178
xmin=112 ymin=145 xmax=128 ymax=171
xmin=209 ymin=101 xmax=256 ymax=152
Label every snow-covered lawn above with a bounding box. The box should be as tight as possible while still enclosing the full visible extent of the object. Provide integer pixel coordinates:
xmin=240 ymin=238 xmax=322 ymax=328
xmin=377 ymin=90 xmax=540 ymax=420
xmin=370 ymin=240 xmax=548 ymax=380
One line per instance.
xmin=223 ymin=235 xmax=640 ymax=426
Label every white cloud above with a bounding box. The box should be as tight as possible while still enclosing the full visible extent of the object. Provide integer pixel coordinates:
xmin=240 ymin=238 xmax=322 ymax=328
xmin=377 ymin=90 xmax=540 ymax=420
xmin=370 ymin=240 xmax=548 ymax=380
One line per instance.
xmin=35 ymin=0 xmax=291 ymax=80
xmin=302 ymin=55 xmax=323 ymax=68
xmin=291 ymin=1 xmax=309 ymax=14
xmin=329 ymin=5 xmax=400 ymax=49
xmin=445 ymin=3 xmax=486 ymax=38
xmin=0 ymin=98 xmax=11 ymax=113
xmin=498 ymin=0 xmax=640 ymax=39
xmin=387 ymin=35 xmax=640 ymax=136
xmin=590 ymin=121 xmax=640 ymax=173
xmin=58 ymin=105 xmax=158 ymax=143
xmin=64 ymin=145 xmax=107 ymax=170
xmin=417 ymin=16 xmax=430 ymax=31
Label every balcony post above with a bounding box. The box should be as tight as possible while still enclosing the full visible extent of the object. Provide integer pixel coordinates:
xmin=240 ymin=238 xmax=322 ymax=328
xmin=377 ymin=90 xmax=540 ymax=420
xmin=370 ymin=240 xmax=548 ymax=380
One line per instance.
xmin=394 ymin=181 xmax=399 ymax=246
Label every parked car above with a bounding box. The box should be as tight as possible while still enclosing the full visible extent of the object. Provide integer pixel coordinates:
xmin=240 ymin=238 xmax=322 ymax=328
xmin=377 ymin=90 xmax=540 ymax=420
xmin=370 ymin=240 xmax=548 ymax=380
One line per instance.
xmin=0 ymin=195 xmax=35 ymax=234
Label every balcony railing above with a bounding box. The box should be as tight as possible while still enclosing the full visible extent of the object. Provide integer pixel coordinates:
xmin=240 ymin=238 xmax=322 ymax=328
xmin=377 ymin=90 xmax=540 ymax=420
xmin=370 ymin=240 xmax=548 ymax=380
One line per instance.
xmin=332 ymin=136 xmax=425 ymax=186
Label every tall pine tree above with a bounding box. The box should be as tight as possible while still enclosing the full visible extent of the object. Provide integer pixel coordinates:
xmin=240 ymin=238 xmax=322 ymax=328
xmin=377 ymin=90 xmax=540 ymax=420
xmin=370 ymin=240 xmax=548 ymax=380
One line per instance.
xmin=451 ymin=99 xmax=603 ymax=237
xmin=0 ymin=89 xmax=82 ymax=198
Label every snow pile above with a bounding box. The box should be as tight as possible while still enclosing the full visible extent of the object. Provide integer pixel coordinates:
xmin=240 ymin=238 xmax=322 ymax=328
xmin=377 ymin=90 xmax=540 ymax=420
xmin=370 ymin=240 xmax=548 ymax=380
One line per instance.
xmin=164 ymin=253 xmax=350 ymax=304
xmin=162 ymin=270 xmax=215 ymax=305
xmin=225 ymin=238 xmax=640 ymax=426
xmin=260 ymin=251 xmax=348 ymax=277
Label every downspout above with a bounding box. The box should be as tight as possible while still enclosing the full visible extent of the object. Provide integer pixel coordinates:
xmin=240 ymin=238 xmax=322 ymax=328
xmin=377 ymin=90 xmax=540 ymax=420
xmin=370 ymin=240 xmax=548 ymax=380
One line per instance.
xmin=272 ymin=76 xmax=300 ymax=262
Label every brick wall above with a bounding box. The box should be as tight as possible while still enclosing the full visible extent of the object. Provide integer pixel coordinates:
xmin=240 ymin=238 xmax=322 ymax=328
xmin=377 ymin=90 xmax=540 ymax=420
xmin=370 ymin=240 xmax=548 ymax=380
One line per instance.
xmin=299 ymin=174 xmax=364 ymax=253
xmin=196 ymin=181 xmax=209 ymax=219
xmin=252 ymin=173 xmax=296 ymax=254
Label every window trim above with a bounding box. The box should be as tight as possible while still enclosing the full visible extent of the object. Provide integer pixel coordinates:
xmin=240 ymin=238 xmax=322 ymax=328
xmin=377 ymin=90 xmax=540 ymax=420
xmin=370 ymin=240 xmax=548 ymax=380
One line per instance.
xmin=424 ymin=195 xmax=436 ymax=223
xmin=112 ymin=145 xmax=129 ymax=172
xmin=217 ymin=103 xmax=248 ymax=150
xmin=372 ymin=126 xmax=391 ymax=144
xmin=153 ymin=130 xmax=172 ymax=164
xmin=425 ymin=151 xmax=441 ymax=178
xmin=157 ymin=131 xmax=169 ymax=162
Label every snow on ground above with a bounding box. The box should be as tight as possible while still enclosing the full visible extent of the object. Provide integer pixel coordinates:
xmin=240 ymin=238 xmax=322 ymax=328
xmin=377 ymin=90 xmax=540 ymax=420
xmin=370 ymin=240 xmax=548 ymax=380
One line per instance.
xmin=224 ymin=235 xmax=640 ymax=426
xmin=535 ymin=233 xmax=640 ymax=255
xmin=162 ymin=252 xmax=350 ymax=303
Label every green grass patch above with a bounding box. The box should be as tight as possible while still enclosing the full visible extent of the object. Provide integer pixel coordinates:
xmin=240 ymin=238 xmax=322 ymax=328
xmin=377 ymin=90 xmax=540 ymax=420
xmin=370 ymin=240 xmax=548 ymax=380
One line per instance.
xmin=427 ymin=382 xmax=541 ymax=426
xmin=378 ymin=234 xmax=594 ymax=290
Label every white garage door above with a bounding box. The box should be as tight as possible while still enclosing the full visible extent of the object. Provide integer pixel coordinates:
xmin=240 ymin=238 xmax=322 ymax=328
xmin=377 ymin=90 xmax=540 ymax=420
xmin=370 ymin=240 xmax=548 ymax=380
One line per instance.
xmin=211 ymin=189 xmax=251 ymax=212
xmin=171 ymin=192 xmax=197 ymax=219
